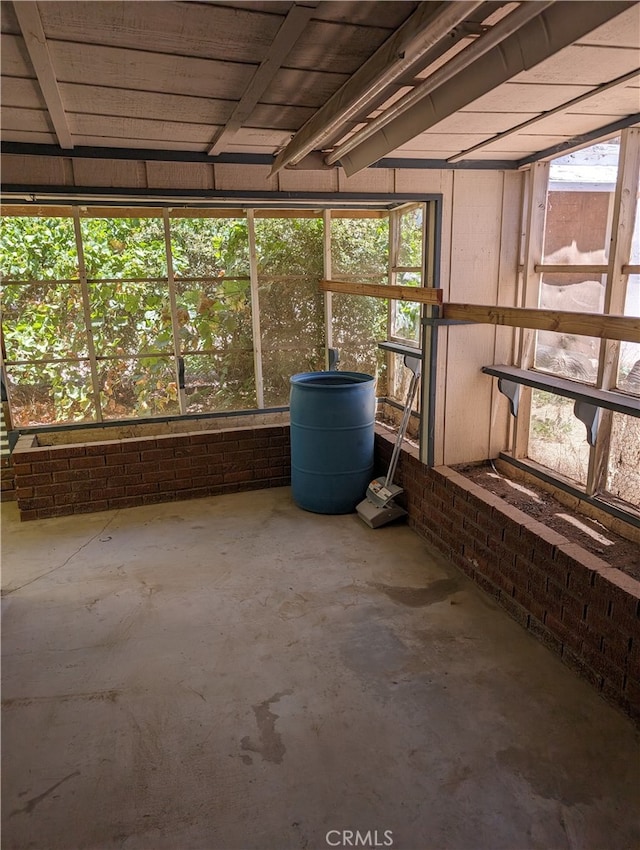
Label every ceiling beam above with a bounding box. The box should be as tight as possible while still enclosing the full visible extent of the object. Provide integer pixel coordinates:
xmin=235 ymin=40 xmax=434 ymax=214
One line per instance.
xmin=269 ymin=0 xmax=485 ymax=175
xmin=336 ymin=1 xmax=635 ymax=176
xmin=207 ymin=2 xmax=318 ymax=157
xmin=326 ymin=0 xmax=554 ymax=169
xmin=12 ymin=1 xmax=73 ymax=150
xmin=448 ymin=68 xmax=640 ymax=163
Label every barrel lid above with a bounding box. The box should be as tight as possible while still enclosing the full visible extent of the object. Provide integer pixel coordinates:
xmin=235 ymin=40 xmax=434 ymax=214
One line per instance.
xmin=290 ymin=371 xmax=374 ymax=387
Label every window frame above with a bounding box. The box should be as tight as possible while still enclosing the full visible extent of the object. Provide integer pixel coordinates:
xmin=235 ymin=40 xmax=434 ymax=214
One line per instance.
xmin=511 ymin=129 xmax=640 ymax=509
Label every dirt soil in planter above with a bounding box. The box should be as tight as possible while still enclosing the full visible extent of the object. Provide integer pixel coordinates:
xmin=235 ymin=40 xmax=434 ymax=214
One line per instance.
xmin=453 ymin=461 xmax=640 ymax=582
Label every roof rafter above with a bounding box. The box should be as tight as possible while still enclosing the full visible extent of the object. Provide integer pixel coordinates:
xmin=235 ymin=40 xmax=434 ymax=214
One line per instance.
xmin=207 ymin=1 xmax=318 ymax=157
xmin=12 ymin=0 xmax=73 ymax=150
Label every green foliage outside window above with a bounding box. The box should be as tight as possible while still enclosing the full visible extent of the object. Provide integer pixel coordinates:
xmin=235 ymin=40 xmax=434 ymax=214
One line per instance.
xmin=331 ymin=217 xmax=389 ymax=384
xmin=0 ymin=211 xmax=401 ymax=425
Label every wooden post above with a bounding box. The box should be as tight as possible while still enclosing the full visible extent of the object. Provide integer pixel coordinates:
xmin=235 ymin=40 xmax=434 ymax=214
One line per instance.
xmin=420 ymin=200 xmax=437 ymax=465
xmin=588 ymin=128 xmax=640 ymax=494
xmin=247 ymin=210 xmax=265 ymax=408
xmin=72 ymin=208 xmax=103 ymax=422
xmin=514 ymin=162 xmax=549 ymax=458
xmin=323 ymin=209 xmax=333 ymax=369
xmin=162 ymin=210 xmax=187 ymax=416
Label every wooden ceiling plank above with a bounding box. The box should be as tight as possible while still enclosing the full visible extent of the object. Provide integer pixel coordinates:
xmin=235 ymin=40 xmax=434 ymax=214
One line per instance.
xmin=1 ymin=32 xmax=37 ymax=77
xmin=12 ymin=1 xmax=73 ymax=149
xmin=512 ymin=43 xmax=640 ymax=86
xmin=0 ymin=76 xmax=45 ymax=109
xmin=448 ymin=67 xmax=640 ymax=162
xmin=46 ymin=40 xmax=347 ymax=109
xmin=48 ymin=41 xmax=256 ymax=101
xmin=58 ymin=82 xmax=235 ymax=125
xmin=208 ymin=2 xmax=318 ymax=156
xmin=38 ymin=1 xmax=282 ymax=66
xmin=1 ymin=106 xmax=53 ymax=133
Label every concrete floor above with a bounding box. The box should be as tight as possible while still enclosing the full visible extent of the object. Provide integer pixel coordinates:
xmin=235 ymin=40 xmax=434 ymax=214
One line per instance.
xmin=2 ymin=487 xmax=639 ymax=850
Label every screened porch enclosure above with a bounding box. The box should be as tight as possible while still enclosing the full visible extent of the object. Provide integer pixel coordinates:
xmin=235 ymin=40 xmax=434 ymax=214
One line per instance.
xmin=0 ymin=203 xmax=433 ymax=430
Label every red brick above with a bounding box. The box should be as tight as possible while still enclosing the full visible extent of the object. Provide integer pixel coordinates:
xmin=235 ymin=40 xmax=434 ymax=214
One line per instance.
xmin=601 ymin=635 xmax=633 ymax=671
xmin=126 ymin=482 xmax=159 ymax=496
xmin=189 ymin=433 xmax=217 ymax=445
xmin=98 ymin=486 xmax=126 ymax=500
xmin=512 ymin=587 xmax=546 ymax=623
xmin=74 ymin=500 xmax=109 ymax=514
xmin=70 ymin=478 xmax=97 ymax=493
xmin=153 ymin=436 xmax=182 ymax=448
xmin=585 ymin=608 xmax=625 ymax=647
xmin=528 ymin=616 xmax=563 ymax=655
xmin=54 ymin=491 xmax=90 ymax=506
xmin=140 ymin=448 xmax=174 ymax=462
xmin=54 ymin=445 xmax=87 ymax=458
xmin=544 ymin=611 xmax=578 ymax=651
xmin=53 ymin=469 xmax=90 ymax=483
xmin=18 ymin=496 xmax=54 ymax=510
xmin=218 ymin=440 xmax=239 ymax=452
xmin=92 ymin=465 xmax=121 ymax=479
xmin=498 ymin=593 xmax=529 ymax=627
xmin=173 ymin=477 xmax=196 ymax=490
xmin=22 ymin=447 xmax=50 ymax=461
xmin=224 ymin=470 xmax=254 ymax=484
xmin=503 ymin=528 xmax=534 ymax=560
xmin=174 ymin=445 xmax=208 ymax=458
xmin=566 ymin=561 xmax=597 ymax=593
xmin=107 ymin=450 xmax=140 ymax=465
xmin=123 ymin=460 xmax=157 ymax=475
xmin=84 ymin=442 xmax=123 ymax=456
xmin=107 ymin=496 xmax=143 ymax=509
xmin=36 ymin=506 xmax=73 ymax=519
xmin=176 ymin=486 xmax=210 ymax=500
xmin=604 ymin=573 xmax=640 ymax=619
xmin=18 ymin=473 xmax=53 ymax=487
xmin=12 ymin=462 xmax=32 ymax=476
xmin=107 ymin=474 xmax=142 ymax=487
xmin=191 ymin=474 xmax=223 ymax=488
xmin=142 ymin=492 xmax=175 ymax=505
xmin=31 ymin=459 xmax=70 ymax=473
xmin=561 ymin=646 xmax=604 ymax=691
xmin=581 ymin=642 xmax=626 ymax=688
xmin=15 ymin=486 xmax=34 ymax=499
xmin=69 ymin=456 xmax=106 ymax=470
xmin=19 ymin=509 xmax=38 ymax=521
xmin=142 ymin=470 xmax=176 ymax=484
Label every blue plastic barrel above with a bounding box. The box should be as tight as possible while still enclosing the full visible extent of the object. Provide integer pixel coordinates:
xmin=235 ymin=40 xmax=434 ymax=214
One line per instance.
xmin=290 ymin=371 xmax=376 ymax=514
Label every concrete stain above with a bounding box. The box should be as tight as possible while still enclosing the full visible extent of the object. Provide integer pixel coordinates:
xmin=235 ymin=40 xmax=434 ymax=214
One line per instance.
xmin=496 ymin=746 xmax=597 ymax=806
xmin=241 ymin=690 xmax=293 ymax=764
xmin=10 ymin=771 xmax=80 ymax=818
xmin=371 ymin=578 xmax=460 ymax=607
xmin=2 ymin=690 xmax=120 ymax=708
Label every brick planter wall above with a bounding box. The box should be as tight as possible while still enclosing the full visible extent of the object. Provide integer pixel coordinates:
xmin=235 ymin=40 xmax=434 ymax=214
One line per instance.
xmin=12 ymin=425 xmax=291 ymax=521
xmin=375 ymin=428 xmax=640 ymax=721
xmin=1 ymin=455 xmax=16 ymax=502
